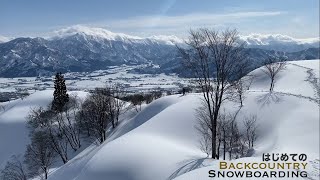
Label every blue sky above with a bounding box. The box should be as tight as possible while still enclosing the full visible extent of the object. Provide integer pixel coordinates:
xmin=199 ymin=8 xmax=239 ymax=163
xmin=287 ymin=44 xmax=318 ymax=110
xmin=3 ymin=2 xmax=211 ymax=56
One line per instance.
xmin=0 ymin=0 xmax=319 ymax=38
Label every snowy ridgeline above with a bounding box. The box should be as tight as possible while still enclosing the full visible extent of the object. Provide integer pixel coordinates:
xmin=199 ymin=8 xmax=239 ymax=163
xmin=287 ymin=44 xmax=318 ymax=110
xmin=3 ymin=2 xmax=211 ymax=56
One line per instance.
xmin=0 ymin=60 xmax=319 ymax=180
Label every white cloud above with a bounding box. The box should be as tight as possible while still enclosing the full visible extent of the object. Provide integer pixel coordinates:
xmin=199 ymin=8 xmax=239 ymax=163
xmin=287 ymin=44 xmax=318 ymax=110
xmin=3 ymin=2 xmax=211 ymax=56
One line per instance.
xmin=98 ymin=11 xmax=284 ymax=32
xmin=0 ymin=35 xmax=12 ymax=43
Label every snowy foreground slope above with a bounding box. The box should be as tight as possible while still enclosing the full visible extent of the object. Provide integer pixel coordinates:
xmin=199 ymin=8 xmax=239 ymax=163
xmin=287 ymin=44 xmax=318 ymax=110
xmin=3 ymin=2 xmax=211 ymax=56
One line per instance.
xmin=0 ymin=91 xmax=88 ymax=168
xmin=0 ymin=91 xmax=54 ymax=167
xmin=0 ymin=60 xmax=319 ymax=180
xmin=175 ymin=60 xmax=320 ymax=180
xmin=47 ymin=60 xmax=319 ymax=180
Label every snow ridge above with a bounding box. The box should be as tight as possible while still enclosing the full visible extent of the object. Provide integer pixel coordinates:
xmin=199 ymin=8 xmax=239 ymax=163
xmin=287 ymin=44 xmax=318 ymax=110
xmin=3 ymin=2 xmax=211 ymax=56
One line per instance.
xmin=240 ymin=33 xmax=319 ymax=45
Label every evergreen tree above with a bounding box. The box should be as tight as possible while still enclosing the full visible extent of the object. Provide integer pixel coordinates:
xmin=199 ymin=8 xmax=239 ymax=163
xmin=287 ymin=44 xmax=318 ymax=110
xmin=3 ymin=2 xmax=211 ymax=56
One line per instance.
xmin=52 ymin=72 xmax=69 ymax=112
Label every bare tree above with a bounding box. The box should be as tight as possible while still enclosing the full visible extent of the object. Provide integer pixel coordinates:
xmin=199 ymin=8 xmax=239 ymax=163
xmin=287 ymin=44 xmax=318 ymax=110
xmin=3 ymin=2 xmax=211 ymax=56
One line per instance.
xmin=78 ymin=88 xmax=110 ymax=143
xmin=15 ymin=88 xmax=30 ymax=100
xmin=199 ymin=132 xmax=212 ymax=157
xmin=195 ymin=101 xmax=212 ymax=157
xmin=243 ymin=115 xmax=258 ymax=148
xmin=76 ymin=104 xmax=92 ymax=138
xmin=47 ymin=125 xmax=69 ymax=164
xmin=216 ymin=109 xmax=242 ymax=160
xmin=225 ymin=108 xmax=242 ymax=160
xmin=151 ymin=91 xmax=162 ymax=100
xmin=130 ymin=94 xmax=144 ymax=112
xmin=232 ymin=75 xmax=254 ymax=107
xmin=0 ymin=155 xmax=27 ymax=180
xmin=144 ymin=93 xmax=154 ymax=104
xmin=0 ymin=104 xmax=5 ymax=112
xmin=261 ymin=57 xmax=287 ymax=92
xmin=55 ymin=93 xmax=82 ymax=151
xmin=24 ymin=131 xmax=56 ymax=179
xmin=107 ymin=85 xmax=126 ymax=128
xmin=217 ymin=112 xmax=228 ymax=160
xmin=27 ymin=107 xmax=69 ymax=164
xmin=178 ymin=28 xmax=248 ymax=159
xmin=227 ymin=119 xmax=241 ymax=160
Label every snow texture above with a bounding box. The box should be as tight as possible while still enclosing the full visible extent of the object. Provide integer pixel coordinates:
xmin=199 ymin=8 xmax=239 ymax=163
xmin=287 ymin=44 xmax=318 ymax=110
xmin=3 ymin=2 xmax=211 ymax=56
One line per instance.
xmin=0 ymin=60 xmax=319 ymax=180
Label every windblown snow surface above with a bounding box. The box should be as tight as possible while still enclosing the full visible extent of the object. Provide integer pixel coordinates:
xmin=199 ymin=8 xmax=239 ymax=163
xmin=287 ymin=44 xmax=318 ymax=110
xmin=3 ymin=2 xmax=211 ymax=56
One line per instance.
xmin=0 ymin=91 xmax=88 ymax=168
xmin=0 ymin=60 xmax=319 ymax=180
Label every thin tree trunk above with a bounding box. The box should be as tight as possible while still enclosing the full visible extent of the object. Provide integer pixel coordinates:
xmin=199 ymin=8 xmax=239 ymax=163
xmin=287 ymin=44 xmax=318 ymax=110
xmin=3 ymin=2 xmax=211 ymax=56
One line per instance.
xmin=217 ymin=139 xmax=221 ymax=159
xmin=223 ymin=139 xmax=226 ymax=160
xmin=44 ymin=167 xmax=48 ymax=179
xmin=270 ymin=78 xmax=274 ymax=92
xmin=212 ymin=120 xmax=217 ymax=159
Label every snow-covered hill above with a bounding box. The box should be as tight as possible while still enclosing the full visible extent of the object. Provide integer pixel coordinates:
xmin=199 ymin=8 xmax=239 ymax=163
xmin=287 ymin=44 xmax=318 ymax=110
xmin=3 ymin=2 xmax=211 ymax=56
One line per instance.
xmin=0 ymin=91 xmax=53 ymax=168
xmin=50 ymin=60 xmax=320 ymax=180
xmin=0 ymin=90 xmax=88 ymax=169
xmin=0 ymin=60 xmax=319 ymax=180
xmin=175 ymin=60 xmax=320 ymax=180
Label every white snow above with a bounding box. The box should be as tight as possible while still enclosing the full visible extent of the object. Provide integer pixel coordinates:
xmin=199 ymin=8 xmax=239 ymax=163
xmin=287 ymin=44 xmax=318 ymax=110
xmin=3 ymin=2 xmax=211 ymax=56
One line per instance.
xmin=51 ymin=25 xmax=143 ymax=41
xmin=0 ymin=60 xmax=319 ymax=180
xmin=0 ymin=90 xmax=88 ymax=168
xmin=49 ymin=25 xmax=185 ymax=45
xmin=0 ymin=91 xmax=53 ymax=167
xmin=0 ymin=65 xmax=190 ymax=93
xmin=147 ymin=35 xmax=185 ymax=45
xmin=240 ymin=33 xmax=319 ymax=45
xmin=51 ymin=26 xmax=319 ymax=47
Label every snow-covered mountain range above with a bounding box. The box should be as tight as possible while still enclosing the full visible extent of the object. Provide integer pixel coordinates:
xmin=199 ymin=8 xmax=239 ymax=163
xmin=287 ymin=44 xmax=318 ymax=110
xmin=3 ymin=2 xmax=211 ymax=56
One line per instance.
xmin=49 ymin=26 xmax=319 ymax=49
xmin=0 ymin=26 xmax=319 ymax=77
xmin=240 ymin=33 xmax=319 ymax=52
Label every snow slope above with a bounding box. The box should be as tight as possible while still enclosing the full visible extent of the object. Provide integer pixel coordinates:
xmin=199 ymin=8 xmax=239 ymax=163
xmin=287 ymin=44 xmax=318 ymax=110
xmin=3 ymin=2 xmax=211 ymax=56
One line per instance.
xmin=0 ymin=91 xmax=53 ymax=168
xmin=48 ymin=94 xmax=205 ymax=180
xmin=46 ymin=60 xmax=319 ymax=180
xmin=175 ymin=60 xmax=320 ymax=180
xmin=0 ymin=60 xmax=318 ymax=180
xmin=0 ymin=90 xmax=88 ymax=168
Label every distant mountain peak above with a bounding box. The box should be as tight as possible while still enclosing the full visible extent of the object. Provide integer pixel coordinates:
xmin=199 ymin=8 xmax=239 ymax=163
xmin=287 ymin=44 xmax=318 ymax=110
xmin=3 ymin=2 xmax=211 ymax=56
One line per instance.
xmin=49 ymin=25 xmax=186 ymax=45
xmin=240 ymin=33 xmax=319 ymax=45
xmin=147 ymin=35 xmax=185 ymax=45
xmin=50 ymin=25 xmax=143 ymax=41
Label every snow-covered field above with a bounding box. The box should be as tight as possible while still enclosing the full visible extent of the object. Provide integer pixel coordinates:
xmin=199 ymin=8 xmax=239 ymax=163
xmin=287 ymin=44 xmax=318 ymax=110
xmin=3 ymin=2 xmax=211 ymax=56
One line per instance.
xmin=0 ymin=60 xmax=319 ymax=180
xmin=0 ymin=65 xmax=190 ymax=94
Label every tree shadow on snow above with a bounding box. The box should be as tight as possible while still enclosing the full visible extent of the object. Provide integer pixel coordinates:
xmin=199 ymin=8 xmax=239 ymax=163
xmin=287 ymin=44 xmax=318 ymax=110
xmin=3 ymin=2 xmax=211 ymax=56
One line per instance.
xmin=167 ymin=157 xmax=208 ymax=180
xmin=256 ymin=92 xmax=283 ymax=108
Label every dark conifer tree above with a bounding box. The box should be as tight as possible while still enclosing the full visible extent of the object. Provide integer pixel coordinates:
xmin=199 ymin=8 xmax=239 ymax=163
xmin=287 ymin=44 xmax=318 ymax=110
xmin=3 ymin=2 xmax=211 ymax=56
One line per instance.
xmin=52 ymin=72 xmax=69 ymax=112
